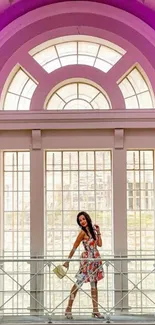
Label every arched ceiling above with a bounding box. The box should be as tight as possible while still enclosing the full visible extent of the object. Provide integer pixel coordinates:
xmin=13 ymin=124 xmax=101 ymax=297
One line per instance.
xmin=0 ymin=0 xmax=155 ymax=31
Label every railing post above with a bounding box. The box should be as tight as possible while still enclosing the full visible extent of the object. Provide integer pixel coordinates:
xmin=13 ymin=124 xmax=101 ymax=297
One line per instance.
xmin=105 ymin=261 xmax=111 ymax=323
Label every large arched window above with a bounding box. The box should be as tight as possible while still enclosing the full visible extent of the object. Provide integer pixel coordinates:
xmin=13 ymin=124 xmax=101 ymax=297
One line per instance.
xmin=30 ymin=36 xmax=125 ymax=73
xmin=45 ymin=82 xmax=111 ymax=110
xmin=1 ymin=37 xmax=155 ymax=110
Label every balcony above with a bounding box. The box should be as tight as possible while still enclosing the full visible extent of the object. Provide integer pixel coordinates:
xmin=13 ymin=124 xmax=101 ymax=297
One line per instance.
xmin=0 ymin=256 xmax=155 ymax=324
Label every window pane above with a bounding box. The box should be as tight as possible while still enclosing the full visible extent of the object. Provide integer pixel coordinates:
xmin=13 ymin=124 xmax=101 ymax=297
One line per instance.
xmin=94 ymin=58 xmax=111 ymax=72
xmin=34 ymin=46 xmax=57 ymax=65
xmin=78 ymin=42 xmax=99 ymax=56
xmin=3 ymin=151 xmax=30 ymax=314
xmin=127 ymin=150 xmax=155 ymax=313
xmin=56 ymin=42 xmax=77 ymax=56
xmin=98 ymin=45 xmax=121 ymax=64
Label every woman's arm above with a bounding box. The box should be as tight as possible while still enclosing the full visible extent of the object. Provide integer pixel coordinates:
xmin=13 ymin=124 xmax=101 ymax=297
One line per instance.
xmin=95 ymin=225 xmax=102 ymax=247
xmin=63 ymin=230 xmax=85 ymax=268
xmin=96 ymin=233 xmax=102 ymax=247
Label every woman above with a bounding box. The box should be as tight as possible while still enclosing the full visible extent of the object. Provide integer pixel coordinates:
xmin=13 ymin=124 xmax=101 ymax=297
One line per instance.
xmin=63 ymin=211 xmax=104 ymax=319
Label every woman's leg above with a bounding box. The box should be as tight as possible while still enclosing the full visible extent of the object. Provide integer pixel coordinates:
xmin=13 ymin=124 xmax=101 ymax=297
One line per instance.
xmin=90 ymin=281 xmax=99 ymax=314
xmin=91 ymin=281 xmax=105 ymax=318
xmin=65 ymin=283 xmax=79 ymax=316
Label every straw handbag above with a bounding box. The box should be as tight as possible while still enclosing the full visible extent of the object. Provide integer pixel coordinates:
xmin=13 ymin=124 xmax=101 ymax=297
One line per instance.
xmin=53 ymin=265 xmax=68 ymax=279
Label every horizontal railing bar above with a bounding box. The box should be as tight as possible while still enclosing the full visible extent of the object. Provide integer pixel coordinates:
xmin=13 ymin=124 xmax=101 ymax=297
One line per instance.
xmin=1 ymin=289 xmax=155 ymax=293
xmin=1 ymin=258 xmax=155 ymax=261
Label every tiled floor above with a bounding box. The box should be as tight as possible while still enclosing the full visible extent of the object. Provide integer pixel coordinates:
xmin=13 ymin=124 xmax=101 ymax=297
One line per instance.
xmin=1 ymin=315 xmax=155 ymax=324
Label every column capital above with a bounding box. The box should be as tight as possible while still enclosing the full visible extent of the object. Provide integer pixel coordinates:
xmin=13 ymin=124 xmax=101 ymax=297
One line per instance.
xmin=114 ymin=129 xmax=124 ymax=149
xmin=31 ymin=130 xmax=41 ymax=150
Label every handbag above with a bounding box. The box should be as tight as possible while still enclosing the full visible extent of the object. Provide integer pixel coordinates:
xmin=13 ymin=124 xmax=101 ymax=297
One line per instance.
xmin=53 ymin=265 xmax=68 ymax=279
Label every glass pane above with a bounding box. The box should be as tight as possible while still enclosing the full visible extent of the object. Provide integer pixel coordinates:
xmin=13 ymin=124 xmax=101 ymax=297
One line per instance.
xmin=65 ymin=99 xmax=91 ymax=110
xmin=63 ymin=191 xmax=79 ymax=210
xmin=79 ymin=171 xmax=95 ymax=190
xmin=128 ymin=69 xmax=148 ymax=93
xmin=34 ymin=46 xmax=57 ymax=65
xmin=138 ymin=92 xmax=153 ymax=109
xmin=18 ymin=97 xmax=30 ymax=110
xmin=98 ymin=45 xmax=121 ymax=64
xmin=4 ymin=93 xmax=19 ymax=110
xmin=9 ymin=70 xmax=29 ymax=94
xmin=60 ymin=55 xmax=77 ymax=66
xmin=56 ymin=42 xmax=77 ymax=56
xmin=63 ymin=171 xmax=78 ymax=190
xmin=127 ymin=151 xmax=139 ymax=170
xmin=94 ymin=58 xmax=111 ymax=72
xmin=46 ymin=151 xmax=62 ymax=171
xmin=79 ymin=151 xmax=94 ymax=170
xmin=79 ymin=83 xmax=99 ymax=102
xmin=47 ymin=94 xmax=64 ymax=110
xmin=92 ymin=93 xmax=110 ymax=109
xmin=78 ymin=42 xmax=99 ymax=56
xmin=4 ymin=172 xmax=17 ymax=191
xmin=44 ymin=59 xmax=60 ymax=73
xmin=21 ymin=79 xmax=37 ymax=98
xmin=63 ymin=152 xmax=78 ymax=170
xmin=119 ymin=79 xmax=135 ymax=98
xmin=125 ymin=96 xmax=139 ymax=109
xmin=78 ymin=55 xmax=95 ymax=66
xmin=96 ymin=151 xmax=111 ymax=170
xmin=140 ymin=151 xmax=153 ymax=169
xmin=57 ymin=83 xmax=77 ymax=101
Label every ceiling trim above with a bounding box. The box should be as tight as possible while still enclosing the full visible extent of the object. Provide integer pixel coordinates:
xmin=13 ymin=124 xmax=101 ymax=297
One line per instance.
xmin=0 ymin=0 xmax=155 ymax=31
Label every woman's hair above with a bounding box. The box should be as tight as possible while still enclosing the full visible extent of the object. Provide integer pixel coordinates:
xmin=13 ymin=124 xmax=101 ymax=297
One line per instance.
xmin=77 ymin=211 xmax=96 ymax=240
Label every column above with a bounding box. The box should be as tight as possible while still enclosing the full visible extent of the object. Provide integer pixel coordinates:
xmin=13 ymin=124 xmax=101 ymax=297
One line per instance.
xmin=30 ymin=130 xmax=44 ymax=315
xmin=113 ymin=129 xmax=128 ymax=313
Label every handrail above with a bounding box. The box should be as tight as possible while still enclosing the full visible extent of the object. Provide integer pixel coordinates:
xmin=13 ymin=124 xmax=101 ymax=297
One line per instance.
xmin=0 ymin=256 xmax=155 ymax=323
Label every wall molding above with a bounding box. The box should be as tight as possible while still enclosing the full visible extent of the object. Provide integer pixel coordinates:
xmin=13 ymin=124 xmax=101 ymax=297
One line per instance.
xmin=0 ymin=111 xmax=154 ymax=130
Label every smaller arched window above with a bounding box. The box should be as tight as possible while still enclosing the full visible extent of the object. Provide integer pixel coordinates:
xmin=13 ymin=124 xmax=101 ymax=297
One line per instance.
xmin=3 ymin=68 xmax=37 ymax=110
xmin=45 ymin=82 xmax=111 ymax=110
xmin=118 ymin=67 xmax=154 ymax=109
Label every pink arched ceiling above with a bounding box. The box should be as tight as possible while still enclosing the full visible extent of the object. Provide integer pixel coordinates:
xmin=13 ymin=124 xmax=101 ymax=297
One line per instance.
xmin=0 ymin=0 xmax=155 ymax=31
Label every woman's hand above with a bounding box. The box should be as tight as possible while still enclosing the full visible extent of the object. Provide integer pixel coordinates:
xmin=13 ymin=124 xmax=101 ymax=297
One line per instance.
xmin=63 ymin=261 xmax=69 ymax=269
xmin=95 ymin=224 xmax=101 ymax=235
xmin=95 ymin=224 xmax=102 ymax=247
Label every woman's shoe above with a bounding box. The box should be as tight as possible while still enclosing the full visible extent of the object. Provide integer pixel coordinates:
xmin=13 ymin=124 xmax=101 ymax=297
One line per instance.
xmin=65 ymin=311 xmax=73 ymax=319
xmin=92 ymin=312 xmax=105 ymax=319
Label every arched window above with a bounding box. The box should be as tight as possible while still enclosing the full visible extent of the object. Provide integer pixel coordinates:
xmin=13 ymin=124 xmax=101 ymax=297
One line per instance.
xmin=30 ymin=37 xmax=125 ymax=73
xmin=118 ymin=67 xmax=154 ymax=109
xmin=45 ymin=82 xmax=111 ymax=110
xmin=3 ymin=68 xmax=37 ymax=110
xmin=2 ymin=38 xmax=155 ymax=110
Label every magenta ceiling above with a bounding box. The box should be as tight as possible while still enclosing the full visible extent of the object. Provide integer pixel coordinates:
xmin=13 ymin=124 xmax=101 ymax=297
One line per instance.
xmin=0 ymin=0 xmax=155 ymax=31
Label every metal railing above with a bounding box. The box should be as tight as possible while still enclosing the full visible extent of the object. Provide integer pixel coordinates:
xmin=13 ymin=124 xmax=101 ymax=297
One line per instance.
xmin=0 ymin=256 xmax=155 ymax=323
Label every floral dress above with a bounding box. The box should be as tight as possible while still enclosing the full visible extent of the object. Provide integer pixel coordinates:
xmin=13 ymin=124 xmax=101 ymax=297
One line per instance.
xmin=75 ymin=225 xmax=104 ymax=286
